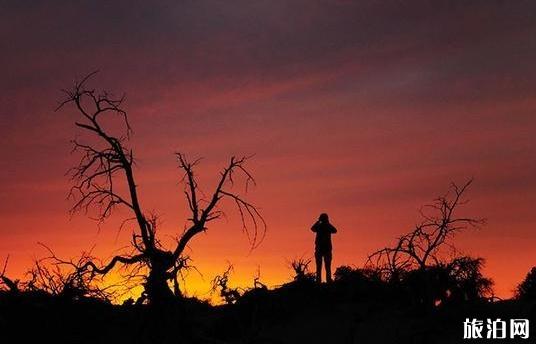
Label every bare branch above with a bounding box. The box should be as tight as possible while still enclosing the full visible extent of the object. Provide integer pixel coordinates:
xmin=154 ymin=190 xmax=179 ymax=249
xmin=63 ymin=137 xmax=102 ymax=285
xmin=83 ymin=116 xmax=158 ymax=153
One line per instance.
xmin=172 ymin=154 xmax=266 ymax=261
xmin=57 ymin=74 xmax=265 ymax=303
xmin=367 ymin=179 xmax=484 ymax=280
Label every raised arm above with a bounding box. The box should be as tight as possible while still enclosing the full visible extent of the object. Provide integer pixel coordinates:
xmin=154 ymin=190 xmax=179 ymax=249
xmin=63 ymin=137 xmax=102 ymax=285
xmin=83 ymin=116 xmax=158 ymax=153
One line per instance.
xmin=330 ymin=223 xmax=337 ymax=233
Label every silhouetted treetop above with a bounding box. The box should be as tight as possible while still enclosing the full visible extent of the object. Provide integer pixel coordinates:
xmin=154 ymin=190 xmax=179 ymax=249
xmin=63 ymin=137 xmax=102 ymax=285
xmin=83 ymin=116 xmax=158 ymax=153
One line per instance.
xmin=367 ymin=179 xmax=485 ymax=280
xmin=55 ymin=72 xmax=266 ymax=304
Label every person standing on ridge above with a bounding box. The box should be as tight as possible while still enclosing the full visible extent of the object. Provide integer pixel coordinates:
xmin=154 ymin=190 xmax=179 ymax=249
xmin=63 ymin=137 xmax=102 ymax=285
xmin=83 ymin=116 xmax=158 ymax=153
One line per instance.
xmin=311 ymin=213 xmax=337 ymax=283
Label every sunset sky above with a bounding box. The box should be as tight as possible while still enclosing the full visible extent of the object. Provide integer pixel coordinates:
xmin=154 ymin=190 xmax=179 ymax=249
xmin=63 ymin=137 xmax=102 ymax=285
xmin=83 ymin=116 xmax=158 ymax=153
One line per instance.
xmin=1 ymin=1 xmax=535 ymax=300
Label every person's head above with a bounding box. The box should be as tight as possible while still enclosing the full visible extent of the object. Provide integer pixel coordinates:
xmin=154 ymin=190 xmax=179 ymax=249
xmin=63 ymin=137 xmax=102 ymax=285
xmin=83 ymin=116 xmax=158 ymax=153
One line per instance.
xmin=319 ymin=213 xmax=329 ymax=223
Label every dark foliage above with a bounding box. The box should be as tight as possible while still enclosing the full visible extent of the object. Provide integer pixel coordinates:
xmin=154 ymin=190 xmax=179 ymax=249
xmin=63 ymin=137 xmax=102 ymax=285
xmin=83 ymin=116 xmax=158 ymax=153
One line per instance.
xmin=0 ymin=262 xmax=524 ymax=344
xmin=516 ymin=267 xmax=536 ymax=300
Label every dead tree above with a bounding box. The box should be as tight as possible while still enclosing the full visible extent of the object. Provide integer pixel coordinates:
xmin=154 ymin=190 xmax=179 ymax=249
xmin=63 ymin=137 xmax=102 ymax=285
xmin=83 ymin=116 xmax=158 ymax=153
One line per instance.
xmin=24 ymin=244 xmax=117 ymax=301
xmin=252 ymin=266 xmax=267 ymax=290
xmin=367 ymin=179 xmax=484 ymax=281
xmin=56 ymin=72 xmax=266 ymax=304
xmin=289 ymin=257 xmax=314 ymax=282
xmin=211 ymin=264 xmax=242 ymax=304
xmin=0 ymin=256 xmax=19 ymax=293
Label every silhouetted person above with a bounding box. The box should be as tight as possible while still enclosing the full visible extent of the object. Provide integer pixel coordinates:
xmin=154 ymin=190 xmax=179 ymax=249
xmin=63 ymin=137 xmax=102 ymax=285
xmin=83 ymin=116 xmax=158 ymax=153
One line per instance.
xmin=311 ymin=213 xmax=337 ymax=283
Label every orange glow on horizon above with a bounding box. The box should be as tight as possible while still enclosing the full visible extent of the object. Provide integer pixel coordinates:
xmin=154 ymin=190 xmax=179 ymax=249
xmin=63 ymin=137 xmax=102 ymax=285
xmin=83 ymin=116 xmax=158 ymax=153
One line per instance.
xmin=2 ymin=1 xmax=536 ymax=303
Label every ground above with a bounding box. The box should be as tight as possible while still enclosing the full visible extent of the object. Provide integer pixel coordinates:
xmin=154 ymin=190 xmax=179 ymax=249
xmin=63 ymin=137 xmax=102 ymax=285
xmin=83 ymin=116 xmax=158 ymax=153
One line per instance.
xmin=1 ymin=281 xmax=535 ymax=344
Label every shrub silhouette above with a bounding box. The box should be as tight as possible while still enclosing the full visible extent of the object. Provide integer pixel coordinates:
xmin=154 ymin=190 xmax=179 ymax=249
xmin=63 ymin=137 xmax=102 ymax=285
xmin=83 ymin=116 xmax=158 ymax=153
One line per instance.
xmin=447 ymin=256 xmax=493 ymax=302
xmin=211 ymin=265 xmax=242 ymax=305
xmin=515 ymin=266 xmax=536 ymax=300
xmin=289 ymin=258 xmax=316 ymax=283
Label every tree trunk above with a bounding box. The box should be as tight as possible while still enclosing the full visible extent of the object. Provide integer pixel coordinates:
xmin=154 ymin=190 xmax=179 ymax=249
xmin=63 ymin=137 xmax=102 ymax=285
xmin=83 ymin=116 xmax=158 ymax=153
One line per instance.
xmin=145 ymin=251 xmax=175 ymax=305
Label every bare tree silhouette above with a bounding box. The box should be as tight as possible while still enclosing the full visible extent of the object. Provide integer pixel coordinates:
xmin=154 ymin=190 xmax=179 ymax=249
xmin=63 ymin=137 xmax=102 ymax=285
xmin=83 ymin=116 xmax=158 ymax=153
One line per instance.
xmin=0 ymin=256 xmax=19 ymax=293
xmin=211 ymin=264 xmax=242 ymax=304
xmin=289 ymin=257 xmax=315 ymax=283
xmin=21 ymin=244 xmax=120 ymax=301
xmin=367 ymin=179 xmax=485 ymax=281
xmin=56 ymin=72 xmax=266 ymax=304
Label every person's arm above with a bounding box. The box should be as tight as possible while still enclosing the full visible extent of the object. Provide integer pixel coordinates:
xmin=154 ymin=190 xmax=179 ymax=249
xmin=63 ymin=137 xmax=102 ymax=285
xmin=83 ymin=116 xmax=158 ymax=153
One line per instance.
xmin=311 ymin=221 xmax=319 ymax=232
xmin=330 ymin=224 xmax=337 ymax=233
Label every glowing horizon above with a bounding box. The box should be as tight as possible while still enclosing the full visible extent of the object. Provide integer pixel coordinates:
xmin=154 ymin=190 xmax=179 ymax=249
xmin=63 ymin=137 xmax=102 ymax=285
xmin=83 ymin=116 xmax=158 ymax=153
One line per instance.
xmin=2 ymin=1 xmax=536 ymax=301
